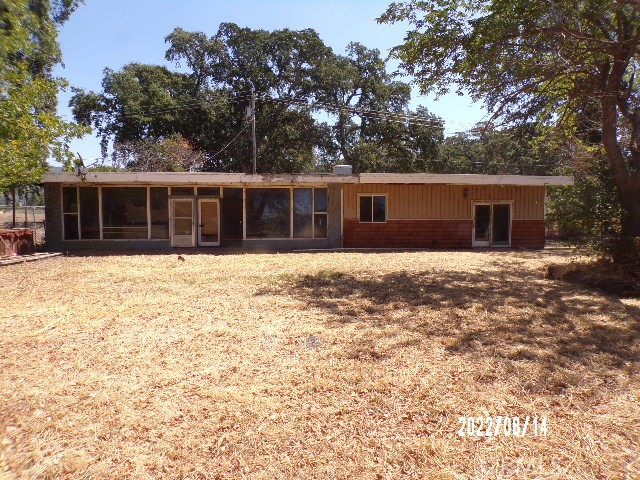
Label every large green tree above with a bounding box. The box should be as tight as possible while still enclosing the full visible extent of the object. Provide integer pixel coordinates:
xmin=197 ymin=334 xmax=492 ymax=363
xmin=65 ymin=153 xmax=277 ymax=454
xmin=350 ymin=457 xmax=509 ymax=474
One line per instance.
xmin=0 ymin=0 xmax=87 ymax=201
xmin=379 ymin=0 xmax=640 ymax=238
xmin=71 ymin=23 xmax=444 ymax=174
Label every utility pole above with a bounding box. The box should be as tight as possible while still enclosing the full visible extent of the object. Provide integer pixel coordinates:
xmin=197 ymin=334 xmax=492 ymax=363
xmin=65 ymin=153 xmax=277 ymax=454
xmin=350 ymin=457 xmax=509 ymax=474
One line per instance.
xmin=251 ymin=87 xmax=257 ymax=175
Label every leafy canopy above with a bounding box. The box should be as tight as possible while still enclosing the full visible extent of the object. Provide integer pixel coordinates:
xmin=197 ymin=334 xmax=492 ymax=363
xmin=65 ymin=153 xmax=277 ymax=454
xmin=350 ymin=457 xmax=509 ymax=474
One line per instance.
xmin=379 ymin=0 xmax=640 ymax=236
xmin=71 ymin=22 xmax=445 ymax=174
xmin=0 ymin=0 xmax=88 ymax=190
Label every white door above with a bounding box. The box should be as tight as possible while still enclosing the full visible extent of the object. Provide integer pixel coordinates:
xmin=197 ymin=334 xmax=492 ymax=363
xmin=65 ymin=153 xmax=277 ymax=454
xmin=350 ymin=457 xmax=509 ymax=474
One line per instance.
xmin=198 ymin=199 xmax=220 ymax=246
xmin=171 ymin=198 xmax=195 ymax=247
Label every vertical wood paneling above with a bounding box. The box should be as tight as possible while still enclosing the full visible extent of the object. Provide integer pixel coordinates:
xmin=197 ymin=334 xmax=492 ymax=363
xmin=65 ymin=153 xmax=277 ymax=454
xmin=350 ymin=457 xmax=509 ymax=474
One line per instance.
xmin=342 ymin=183 xmax=545 ymax=220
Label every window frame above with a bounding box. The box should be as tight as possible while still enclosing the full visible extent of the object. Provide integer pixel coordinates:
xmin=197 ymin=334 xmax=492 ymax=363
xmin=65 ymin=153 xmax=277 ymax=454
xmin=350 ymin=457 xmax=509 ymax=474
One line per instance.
xmin=242 ymin=186 xmax=329 ymax=240
xmin=357 ymin=193 xmax=388 ymax=223
xmin=60 ymin=185 xmax=171 ymax=241
xmin=61 ymin=186 xmax=80 ymax=240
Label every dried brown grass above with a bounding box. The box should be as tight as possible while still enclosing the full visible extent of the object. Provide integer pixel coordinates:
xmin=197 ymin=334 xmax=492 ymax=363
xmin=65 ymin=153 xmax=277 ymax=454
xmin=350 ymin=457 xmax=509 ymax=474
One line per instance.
xmin=1 ymin=248 xmax=639 ymax=479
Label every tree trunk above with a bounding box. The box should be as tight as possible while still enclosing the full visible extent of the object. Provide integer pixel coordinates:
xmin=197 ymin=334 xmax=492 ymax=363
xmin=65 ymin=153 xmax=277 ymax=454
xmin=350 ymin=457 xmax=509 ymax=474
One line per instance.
xmin=619 ymin=186 xmax=640 ymax=237
xmin=600 ymin=96 xmax=640 ymax=237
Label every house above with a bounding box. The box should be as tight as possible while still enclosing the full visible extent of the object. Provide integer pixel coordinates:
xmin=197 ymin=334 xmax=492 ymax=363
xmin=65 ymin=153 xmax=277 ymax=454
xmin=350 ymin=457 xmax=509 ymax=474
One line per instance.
xmin=42 ymin=166 xmax=572 ymax=251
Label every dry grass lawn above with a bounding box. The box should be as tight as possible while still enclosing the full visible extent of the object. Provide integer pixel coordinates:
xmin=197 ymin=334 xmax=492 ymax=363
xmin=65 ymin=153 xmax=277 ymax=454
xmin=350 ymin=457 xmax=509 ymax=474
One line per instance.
xmin=1 ymin=248 xmax=639 ymax=479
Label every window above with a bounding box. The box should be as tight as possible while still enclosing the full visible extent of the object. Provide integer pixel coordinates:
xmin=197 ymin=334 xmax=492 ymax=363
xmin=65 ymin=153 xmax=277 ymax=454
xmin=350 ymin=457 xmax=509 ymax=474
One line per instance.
xmin=102 ymin=187 xmax=148 ymax=239
xmin=197 ymin=187 xmax=220 ymax=196
xmin=150 ymin=187 xmax=169 ymax=239
xmin=246 ymin=188 xmax=290 ymax=238
xmin=313 ymin=188 xmax=328 ymax=238
xmin=249 ymin=187 xmax=327 ymax=240
xmin=293 ymin=188 xmax=313 ymax=238
xmin=79 ymin=188 xmax=99 ymax=239
xmin=359 ymin=195 xmax=387 ymax=223
xmin=171 ymin=187 xmax=194 ymax=196
xmin=62 ymin=187 xmax=79 ymax=240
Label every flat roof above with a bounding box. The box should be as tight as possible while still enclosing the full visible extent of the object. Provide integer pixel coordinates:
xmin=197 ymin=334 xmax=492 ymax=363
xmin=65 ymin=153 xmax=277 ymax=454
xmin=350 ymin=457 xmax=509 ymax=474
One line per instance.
xmin=43 ymin=171 xmax=573 ymax=186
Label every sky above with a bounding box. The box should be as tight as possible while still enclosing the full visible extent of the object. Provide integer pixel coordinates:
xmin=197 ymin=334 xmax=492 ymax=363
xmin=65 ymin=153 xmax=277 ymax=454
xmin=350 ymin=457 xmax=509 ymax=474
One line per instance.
xmin=53 ymin=0 xmax=488 ymax=164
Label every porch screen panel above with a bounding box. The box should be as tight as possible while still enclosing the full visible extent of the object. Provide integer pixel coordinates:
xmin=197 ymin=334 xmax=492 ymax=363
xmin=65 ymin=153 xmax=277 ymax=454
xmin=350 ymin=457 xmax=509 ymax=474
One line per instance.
xmin=246 ymin=188 xmax=290 ymax=238
xmin=150 ymin=187 xmax=169 ymax=239
xmin=293 ymin=188 xmax=313 ymax=238
xmin=62 ymin=187 xmax=78 ymax=240
xmin=102 ymin=187 xmax=148 ymax=239
xmin=79 ymin=187 xmax=99 ymax=239
xmin=313 ymin=188 xmax=328 ymax=238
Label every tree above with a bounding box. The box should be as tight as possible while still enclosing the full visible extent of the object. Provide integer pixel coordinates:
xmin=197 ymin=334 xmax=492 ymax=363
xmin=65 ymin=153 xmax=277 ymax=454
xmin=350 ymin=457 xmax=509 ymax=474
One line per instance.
xmin=111 ymin=134 xmax=206 ymax=172
xmin=379 ymin=0 xmax=640 ymax=239
xmin=0 ymin=0 xmax=88 ymax=224
xmin=71 ymin=23 xmax=444 ymax=174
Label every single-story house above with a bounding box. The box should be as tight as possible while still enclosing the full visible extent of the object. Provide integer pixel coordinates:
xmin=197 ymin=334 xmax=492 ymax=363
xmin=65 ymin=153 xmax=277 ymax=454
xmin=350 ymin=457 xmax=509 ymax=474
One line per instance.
xmin=43 ymin=166 xmax=572 ymax=251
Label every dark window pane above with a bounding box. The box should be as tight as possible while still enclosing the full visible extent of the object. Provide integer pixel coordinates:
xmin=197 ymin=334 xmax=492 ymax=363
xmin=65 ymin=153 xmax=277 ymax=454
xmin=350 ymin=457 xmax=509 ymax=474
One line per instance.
xmin=314 ymin=188 xmax=327 ymax=212
xmin=246 ymin=188 xmax=290 ymax=238
xmin=102 ymin=187 xmax=148 ymax=239
xmin=492 ymin=204 xmax=510 ymax=244
xmin=62 ymin=187 xmax=77 ymax=213
xmin=171 ymin=187 xmax=194 ymax=196
xmin=474 ymin=205 xmax=491 ymax=241
xmin=359 ymin=196 xmax=372 ymax=222
xmin=79 ymin=187 xmax=99 ymax=239
xmin=150 ymin=187 xmax=169 ymax=239
xmin=63 ymin=214 xmax=78 ymax=240
xmin=294 ymin=188 xmax=313 ymax=238
xmin=373 ymin=196 xmax=386 ymax=222
xmin=222 ymin=187 xmax=242 ymax=199
xmin=314 ymin=213 xmax=327 ymax=238
xmin=197 ymin=187 xmax=220 ymax=196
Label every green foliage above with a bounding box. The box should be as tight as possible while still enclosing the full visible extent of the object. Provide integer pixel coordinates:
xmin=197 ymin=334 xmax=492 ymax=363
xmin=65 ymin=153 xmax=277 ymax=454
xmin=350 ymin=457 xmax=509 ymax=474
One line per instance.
xmin=437 ymin=123 xmax=566 ymax=175
xmin=379 ymin=0 xmax=640 ymax=238
xmin=0 ymin=0 xmax=88 ymax=190
xmin=71 ymin=23 xmax=444 ymax=174
xmin=111 ymin=134 xmax=205 ymax=172
xmin=547 ymin=156 xmax=622 ymax=239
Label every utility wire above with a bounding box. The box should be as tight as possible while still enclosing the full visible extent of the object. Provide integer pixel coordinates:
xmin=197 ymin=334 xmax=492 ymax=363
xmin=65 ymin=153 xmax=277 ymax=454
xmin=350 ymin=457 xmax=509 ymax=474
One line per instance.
xmin=210 ymin=121 xmax=250 ymax=159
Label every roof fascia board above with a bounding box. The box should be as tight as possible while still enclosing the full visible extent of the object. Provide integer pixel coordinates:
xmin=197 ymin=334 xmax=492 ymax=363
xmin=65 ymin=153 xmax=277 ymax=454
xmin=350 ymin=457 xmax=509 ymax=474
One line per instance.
xmin=43 ymin=172 xmax=360 ymax=184
xmin=43 ymin=172 xmax=573 ymax=186
xmin=359 ymin=173 xmax=573 ymax=186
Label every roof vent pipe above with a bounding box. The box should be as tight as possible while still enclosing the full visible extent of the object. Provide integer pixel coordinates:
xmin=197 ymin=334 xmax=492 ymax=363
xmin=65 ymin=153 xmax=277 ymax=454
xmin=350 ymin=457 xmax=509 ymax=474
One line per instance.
xmin=332 ymin=164 xmax=353 ymax=175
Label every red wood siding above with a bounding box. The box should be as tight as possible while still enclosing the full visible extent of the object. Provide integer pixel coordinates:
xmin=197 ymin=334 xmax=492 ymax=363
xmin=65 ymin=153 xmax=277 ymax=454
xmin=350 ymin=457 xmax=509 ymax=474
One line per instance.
xmin=343 ymin=219 xmax=473 ymax=248
xmin=511 ymin=220 xmax=545 ymax=248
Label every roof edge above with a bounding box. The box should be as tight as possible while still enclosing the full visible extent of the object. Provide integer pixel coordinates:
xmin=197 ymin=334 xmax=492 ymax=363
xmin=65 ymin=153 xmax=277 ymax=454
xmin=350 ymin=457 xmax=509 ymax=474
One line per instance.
xmin=359 ymin=173 xmax=573 ymax=186
xmin=43 ymin=172 xmax=573 ymax=186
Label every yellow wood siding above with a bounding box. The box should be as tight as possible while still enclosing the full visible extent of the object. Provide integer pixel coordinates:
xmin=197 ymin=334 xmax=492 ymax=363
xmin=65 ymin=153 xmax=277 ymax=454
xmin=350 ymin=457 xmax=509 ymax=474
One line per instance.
xmin=343 ymin=184 xmax=545 ymax=220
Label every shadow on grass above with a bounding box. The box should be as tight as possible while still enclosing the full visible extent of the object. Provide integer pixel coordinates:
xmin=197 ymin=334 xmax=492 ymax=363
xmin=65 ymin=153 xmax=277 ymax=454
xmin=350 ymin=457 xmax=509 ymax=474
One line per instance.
xmin=260 ymin=268 xmax=640 ymax=391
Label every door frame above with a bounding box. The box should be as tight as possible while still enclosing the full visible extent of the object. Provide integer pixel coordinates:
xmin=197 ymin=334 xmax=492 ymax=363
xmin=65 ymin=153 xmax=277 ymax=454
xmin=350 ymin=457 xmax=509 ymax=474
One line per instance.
xmin=170 ymin=198 xmax=195 ymax=247
xmin=472 ymin=202 xmax=491 ymax=247
xmin=472 ymin=201 xmax=512 ymax=248
xmin=197 ymin=198 xmax=221 ymax=246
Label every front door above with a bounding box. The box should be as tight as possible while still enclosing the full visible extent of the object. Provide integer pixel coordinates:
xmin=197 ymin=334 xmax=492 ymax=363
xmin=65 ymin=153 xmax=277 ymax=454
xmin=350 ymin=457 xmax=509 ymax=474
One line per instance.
xmin=473 ymin=203 xmax=511 ymax=247
xmin=171 ymin=198 xmax=194 ymax=247
xmin=198 ymin=199 xmax=220 ymax=246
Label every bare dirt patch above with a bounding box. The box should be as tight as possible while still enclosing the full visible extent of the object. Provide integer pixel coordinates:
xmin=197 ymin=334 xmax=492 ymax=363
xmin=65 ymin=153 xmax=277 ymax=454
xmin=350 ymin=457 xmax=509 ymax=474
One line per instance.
xmin=0 ymin=249 xmax=638 ymax=479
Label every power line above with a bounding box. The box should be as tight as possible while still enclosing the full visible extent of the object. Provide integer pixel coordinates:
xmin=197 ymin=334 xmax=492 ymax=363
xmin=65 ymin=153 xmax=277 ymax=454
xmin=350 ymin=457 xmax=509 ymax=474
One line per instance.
xmin=210 ymin=121 xmax=250 ymax=159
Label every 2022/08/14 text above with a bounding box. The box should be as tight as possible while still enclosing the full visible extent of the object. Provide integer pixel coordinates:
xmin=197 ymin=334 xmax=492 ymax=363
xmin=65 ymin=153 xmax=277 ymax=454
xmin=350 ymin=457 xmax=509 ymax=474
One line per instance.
xmin=457 ymin=416 xmax=548 ymax=437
